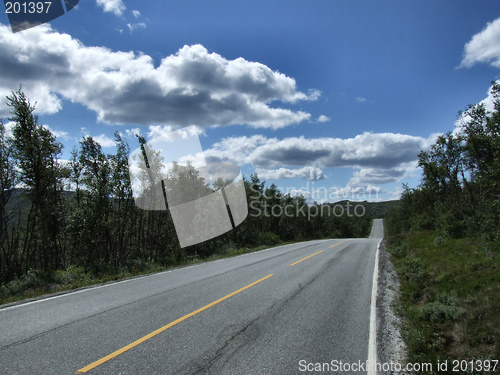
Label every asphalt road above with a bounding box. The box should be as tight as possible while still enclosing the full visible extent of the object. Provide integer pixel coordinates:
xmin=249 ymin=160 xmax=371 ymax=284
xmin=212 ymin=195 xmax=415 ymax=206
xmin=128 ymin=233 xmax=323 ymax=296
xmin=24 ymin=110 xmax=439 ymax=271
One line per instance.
xmin=0 ymin=219 xmax=384 ymax=375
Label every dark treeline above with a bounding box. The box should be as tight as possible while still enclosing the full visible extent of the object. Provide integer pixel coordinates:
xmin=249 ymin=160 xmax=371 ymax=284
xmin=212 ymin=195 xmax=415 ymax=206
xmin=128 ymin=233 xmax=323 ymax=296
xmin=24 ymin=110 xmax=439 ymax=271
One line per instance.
xmin=386 ymin=81 xmax=500 ymax=240
xmin=0 ymin=89 xmax=371 ymax=286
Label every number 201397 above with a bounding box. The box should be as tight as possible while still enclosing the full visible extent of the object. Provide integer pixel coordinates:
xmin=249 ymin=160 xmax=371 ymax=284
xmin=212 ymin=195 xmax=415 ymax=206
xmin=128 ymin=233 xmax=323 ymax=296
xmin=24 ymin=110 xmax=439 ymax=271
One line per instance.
xmin=5 ymin=2 xmax=52 ymax=14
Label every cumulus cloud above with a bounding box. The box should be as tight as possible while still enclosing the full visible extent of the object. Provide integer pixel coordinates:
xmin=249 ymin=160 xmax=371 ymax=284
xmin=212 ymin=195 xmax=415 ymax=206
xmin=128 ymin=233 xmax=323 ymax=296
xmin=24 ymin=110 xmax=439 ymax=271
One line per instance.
xmin=0 ymin=24 xmax=317 ymax=129
xmin=93 ymin=134 xmax=116 ymax=148
xmin=202 ymin=132 xmax=433 ymax=183
xmin=255 ymin=166 xmax=326 ymax=181
xmin=201 ymin=134 xmax=268 ymax=166
xmin=146 ymin=124 xmax=206 ymax=142
xmin=460 ymin=17 xmax=500 ymax=68
xmin=348 ymin=165 xmax=412 ymax=186
xmin=241 ymin=132 xmax=432 ymax=169
xmin=317 ymin=115 xmax=330 ymax=123
xmin=342 ymin=160 xmax=421 ymax=201
xmin=96 ymin=0 xmax=125 ymax=16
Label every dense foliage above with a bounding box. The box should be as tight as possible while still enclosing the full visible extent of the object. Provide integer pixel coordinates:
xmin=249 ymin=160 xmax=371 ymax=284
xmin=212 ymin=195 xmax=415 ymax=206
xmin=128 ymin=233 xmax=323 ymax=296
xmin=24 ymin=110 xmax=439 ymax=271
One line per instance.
xmin=0 ymin=89 xmax=371 ymax=290
xmin=386 ymin=81 xmax=500 ymax=242
xmin=385 ymin=81 xmax=500 ymax=366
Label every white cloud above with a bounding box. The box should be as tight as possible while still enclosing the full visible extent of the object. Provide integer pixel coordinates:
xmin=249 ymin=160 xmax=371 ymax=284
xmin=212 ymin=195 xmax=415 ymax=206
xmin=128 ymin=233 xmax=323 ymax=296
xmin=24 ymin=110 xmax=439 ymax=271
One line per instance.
xmin=203 ymin=132 xmax=433 ymax=184
xmin=288 ymin=188 xmax=311 ymax=198
xmin=125 ymin=127 xmax=141 ymax=138
xmin=454 ymin=80 xmax=499 ymax=133
xmin=317 ymin=115 xmax=330 ymax=123
xmin=132 ymin=10 xmax=141 ymax=18
xmin=307 ymin=89 xmax=321 ymax=101
xmin=386 ymin=186 xmax=404 ymax=201
xmin=201 ymin=134 xmax=268 ymax=166
xmin=146 ymin=124 xmax=206 ymax=142
xmin=348 ymin=164 xmax=412 ymax=186
xmin=2 ymin=121 xmax=15 ymax=138
xmin=42 ymin=124 xmax=71 ymax=140
xmin=3 ymin=121 xmax=70 ymax=141
xmin=96 ymin=0 xmax=125 ymax=16
xmin=460 ymin=17 xmax=500 ymax=68
xmin=127 ymin=22 xmax=146 ymax=33
xmin=255 ymin=166 xmax=326 ymax=181
xmin=0 ymin=86 xmax=61 ymax=116
xmin=93 ymin=134 xmax=115 ymax=148
xmin=356 ymin=97 xmax=366 ymax=103
xmin=327 ymin=183 xmax=382 ymax=202
xmin=241 ymin=132 xmax=432 ymax=169
xmin=0 ymin=24 xmax=317 ymax=129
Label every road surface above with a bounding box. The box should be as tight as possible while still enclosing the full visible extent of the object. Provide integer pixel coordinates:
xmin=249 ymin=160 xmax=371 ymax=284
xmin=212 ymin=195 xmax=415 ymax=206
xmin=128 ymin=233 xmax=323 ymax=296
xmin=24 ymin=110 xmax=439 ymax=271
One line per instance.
xmin=0 ymin=219 xmax=384 ymax=374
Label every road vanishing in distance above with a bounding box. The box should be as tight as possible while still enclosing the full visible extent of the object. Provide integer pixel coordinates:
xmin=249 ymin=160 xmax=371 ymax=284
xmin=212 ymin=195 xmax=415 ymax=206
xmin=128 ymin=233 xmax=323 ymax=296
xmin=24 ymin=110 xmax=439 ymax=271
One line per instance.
xmin=0 ymin=219 xmax=384 ymax=374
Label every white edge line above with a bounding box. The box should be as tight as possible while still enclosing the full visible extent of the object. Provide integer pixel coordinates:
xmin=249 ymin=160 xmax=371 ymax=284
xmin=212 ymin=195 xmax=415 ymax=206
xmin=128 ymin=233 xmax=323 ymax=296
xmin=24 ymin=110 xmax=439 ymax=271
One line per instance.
xmin=0 ymin=239 xmax=334 ymax=312
xmin=368 ymin=237 xmax=381 ymax=375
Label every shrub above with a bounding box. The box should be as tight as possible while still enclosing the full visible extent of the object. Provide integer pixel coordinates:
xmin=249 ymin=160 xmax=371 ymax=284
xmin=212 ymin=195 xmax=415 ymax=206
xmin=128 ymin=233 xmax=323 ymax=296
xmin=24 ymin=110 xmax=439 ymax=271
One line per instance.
xmin=421 ymin=292 xmax=465 ymax=323
xmin=53 ymin=265 xmax=91 ymax=287
xmin=262 ymin=231 xmax=281 ymax=245
xmin=401 ymin=258 xmax=424 ymax=283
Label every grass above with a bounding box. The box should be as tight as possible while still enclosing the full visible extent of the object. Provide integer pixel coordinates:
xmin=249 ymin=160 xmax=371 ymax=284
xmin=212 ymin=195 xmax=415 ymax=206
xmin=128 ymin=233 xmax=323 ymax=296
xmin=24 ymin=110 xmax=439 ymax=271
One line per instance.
xmin=386 ymin=229 xmax=499 ymax=373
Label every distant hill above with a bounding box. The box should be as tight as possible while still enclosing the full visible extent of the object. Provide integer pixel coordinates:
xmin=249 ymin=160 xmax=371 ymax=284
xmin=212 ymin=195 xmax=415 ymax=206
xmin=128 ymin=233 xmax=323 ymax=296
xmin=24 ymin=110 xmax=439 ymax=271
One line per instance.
xmin=6 ymin=188 xmax=400 ymax=218
xmin=325 ymin=200 xmax=400 ymax=218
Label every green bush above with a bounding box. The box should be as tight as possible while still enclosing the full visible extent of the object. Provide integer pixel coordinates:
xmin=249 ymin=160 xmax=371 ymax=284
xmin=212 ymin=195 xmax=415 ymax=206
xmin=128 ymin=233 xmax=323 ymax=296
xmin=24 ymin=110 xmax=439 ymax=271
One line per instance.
xmin=391 ymin=242 xmax=409 ymax=258
xmin=421 ymin=292 xmax=465 ymax=323
xmin=433 ymin=233 xmax=446 ymax=246
xmin=53 ymin=265 xmax=91 ymax=287
xmin=261 ymin=231 xmax=281 ymax=245
xmin=2 ymin=269 xmax=47 ymax=294
xmin=401 ymin=258 xmax=424 ymax=283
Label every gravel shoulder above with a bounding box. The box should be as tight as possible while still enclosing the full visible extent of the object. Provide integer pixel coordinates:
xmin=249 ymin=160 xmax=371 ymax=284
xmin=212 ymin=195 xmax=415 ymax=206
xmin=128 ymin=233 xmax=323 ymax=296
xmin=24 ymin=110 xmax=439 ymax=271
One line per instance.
xmin=377 ymin=239 xmax=408 ymax=374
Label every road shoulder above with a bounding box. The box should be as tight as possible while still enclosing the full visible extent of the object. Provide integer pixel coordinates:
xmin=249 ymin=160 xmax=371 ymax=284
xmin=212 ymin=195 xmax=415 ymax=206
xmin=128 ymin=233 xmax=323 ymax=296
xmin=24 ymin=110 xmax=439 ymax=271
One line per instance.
xmin=376 ymin=239 xmax=407 ymax=373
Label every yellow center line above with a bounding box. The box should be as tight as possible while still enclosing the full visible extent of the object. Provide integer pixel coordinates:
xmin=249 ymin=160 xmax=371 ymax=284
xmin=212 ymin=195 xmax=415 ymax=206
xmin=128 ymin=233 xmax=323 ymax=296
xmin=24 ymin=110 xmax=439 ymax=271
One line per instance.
xmin=290 ymin=250 xmax=324 ymax=266
xmin=329 ymin=241 xmax=344 ymax=248
xmin=76 ymin=274 xmax=274 ymax=373
xmin=290 ymin=241 xmax=345 ymax=267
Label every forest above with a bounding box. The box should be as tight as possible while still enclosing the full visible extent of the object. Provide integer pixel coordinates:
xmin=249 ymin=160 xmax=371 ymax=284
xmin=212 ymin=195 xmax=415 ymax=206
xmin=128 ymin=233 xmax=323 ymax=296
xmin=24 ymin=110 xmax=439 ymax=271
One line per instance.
xmin=385 ymin=81 xmax=500 ymax=362
xmin=0 ymin=89 xmax=372 ymax=299
xmin=386 ymin=81 xmax=500 ymax=241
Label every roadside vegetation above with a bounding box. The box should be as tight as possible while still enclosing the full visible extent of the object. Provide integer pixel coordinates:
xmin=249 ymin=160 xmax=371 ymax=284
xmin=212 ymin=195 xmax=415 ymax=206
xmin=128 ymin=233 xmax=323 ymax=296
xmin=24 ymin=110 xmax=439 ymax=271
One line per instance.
xmin=0 ymin=88 xmax=372 ymax=305
xmin=0 ymin=241 xmax=304 ymax=306
xmin=385 ymin=81 xmax=500 ymax=372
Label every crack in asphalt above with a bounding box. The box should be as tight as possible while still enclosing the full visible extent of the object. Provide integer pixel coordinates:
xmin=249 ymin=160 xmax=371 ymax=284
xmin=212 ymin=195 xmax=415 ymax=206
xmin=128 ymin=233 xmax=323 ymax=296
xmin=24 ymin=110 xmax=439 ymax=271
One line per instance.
xmin=177 ymin=242 xmax=355 ymax=374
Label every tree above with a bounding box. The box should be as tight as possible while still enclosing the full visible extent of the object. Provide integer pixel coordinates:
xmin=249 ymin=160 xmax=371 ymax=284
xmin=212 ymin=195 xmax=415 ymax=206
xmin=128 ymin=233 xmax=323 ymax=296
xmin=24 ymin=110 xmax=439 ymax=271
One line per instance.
xmin=0 ymin=119 xmax=18 ymax=281
xmin=109 ymin=132 xmax=135 ymax=266
xmin=77 ymin=136 xmax=112 ymax=270
xmin=7 ymin=88 xmax=64 ymax=272
xmin=389 ymin=80 xmax=500 ymax=239
xmin=460 ymin=82 xmax=500 ymax=237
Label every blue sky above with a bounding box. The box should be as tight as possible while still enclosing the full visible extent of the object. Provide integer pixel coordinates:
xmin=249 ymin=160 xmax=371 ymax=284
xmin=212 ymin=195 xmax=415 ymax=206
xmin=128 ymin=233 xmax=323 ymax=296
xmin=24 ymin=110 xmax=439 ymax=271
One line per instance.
xmin=1 ymin=0 xmax=500 ymax=202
